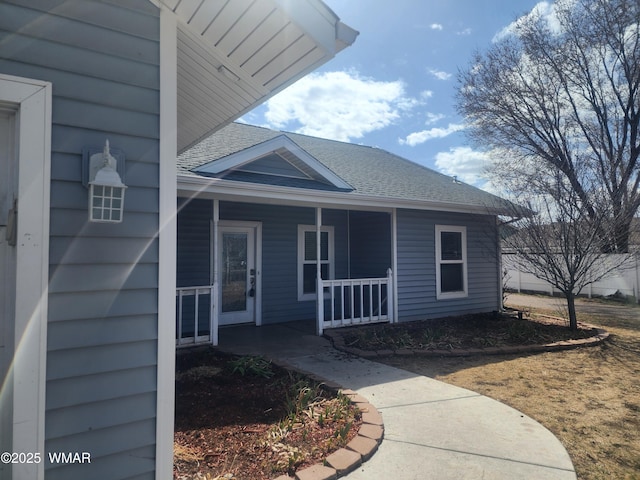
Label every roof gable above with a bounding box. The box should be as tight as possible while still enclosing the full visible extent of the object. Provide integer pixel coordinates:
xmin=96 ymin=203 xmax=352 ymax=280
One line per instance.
xmin=193 ymin=135 xmax=353 ymax=190
xmin=237 ymin=152 xmax=311 ymax=179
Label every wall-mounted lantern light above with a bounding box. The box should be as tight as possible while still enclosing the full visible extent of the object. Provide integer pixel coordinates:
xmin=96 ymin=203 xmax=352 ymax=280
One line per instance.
xmin=84 ymin=140 xmax=127 ymax=223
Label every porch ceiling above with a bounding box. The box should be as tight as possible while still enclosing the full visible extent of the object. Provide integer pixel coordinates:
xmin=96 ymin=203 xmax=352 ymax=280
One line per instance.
xmin=160 ymin=0 xmax=358 ymax=153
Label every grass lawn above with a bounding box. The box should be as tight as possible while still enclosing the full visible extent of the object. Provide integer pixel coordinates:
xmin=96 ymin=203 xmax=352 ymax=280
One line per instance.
xmin=379 ymin=299 xmax=640 ymax=480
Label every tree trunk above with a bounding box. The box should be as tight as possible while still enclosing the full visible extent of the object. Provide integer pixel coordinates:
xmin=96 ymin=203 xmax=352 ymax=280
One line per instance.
xmin=565 ymin=292 xmax=578 ymax=331
xmin=613 ymin=213 xmax=632 ymax=254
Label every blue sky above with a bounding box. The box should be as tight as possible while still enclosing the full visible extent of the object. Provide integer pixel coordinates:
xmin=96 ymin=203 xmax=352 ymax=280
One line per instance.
xmin=241 ymin=0 xmax=549 ymax=192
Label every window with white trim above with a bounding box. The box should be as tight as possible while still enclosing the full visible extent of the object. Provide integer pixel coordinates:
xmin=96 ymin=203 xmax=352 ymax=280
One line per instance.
xmin=435 ymin=225 xmax=468 ymax=299
xmin=298 ymin=225 xmax=334 ymax=300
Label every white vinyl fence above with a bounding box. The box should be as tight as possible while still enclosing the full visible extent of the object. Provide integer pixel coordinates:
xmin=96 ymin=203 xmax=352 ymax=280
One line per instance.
xmin=502 ymin=253 xmax=640 ymax=302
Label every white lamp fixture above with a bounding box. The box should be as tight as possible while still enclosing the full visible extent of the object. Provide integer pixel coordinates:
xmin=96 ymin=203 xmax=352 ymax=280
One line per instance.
xmin=88 ymin=140 xmax=127 ymax=223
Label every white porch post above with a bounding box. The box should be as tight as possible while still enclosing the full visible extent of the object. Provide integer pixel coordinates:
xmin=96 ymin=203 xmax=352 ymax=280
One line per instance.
xmin=391 ymin=208 xmax=399 ymax=323
xmin=387 ymin=268 xmax=394 ymax=323
xmin=316 ymin=207 xmax=324 ymax=335
xmin=212 ymin=199 xmax=220 ymax=346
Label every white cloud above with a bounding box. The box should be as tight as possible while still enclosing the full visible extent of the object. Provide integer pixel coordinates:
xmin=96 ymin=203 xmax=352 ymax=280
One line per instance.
xmin=425 ymin=112 xmax=445 ymax=125
xmin=457 ymin=28 xmax=472 ymax=36
xmin=434 ymin=146 xmax=489 ymax=186
xmin=263 ymin=71 xmax=419 ymax=142
xmin=428 ymin=68 xmax=452 ymax=81
xmin=430 ymin=23 xmax=443 ymax=30
xmin=399 ymin=123 xmax=465 ymax=146
xmin=493 ymin=1 xmax=562 ymax=42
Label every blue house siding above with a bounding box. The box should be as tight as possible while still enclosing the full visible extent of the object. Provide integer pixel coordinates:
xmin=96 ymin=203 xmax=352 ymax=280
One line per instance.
xmin=220 ymin=202 xmax=349 ymax=324
xmin=176 ymin=200 xmax=360 ymax=325
xmin=222 ymin=202 xmax=314 ymax=324
xmin=177 ymin=198 xmax=212 ymax=288
xmin=396 ymin=209 xmax=500 ymax=322
xmin=0 ymin=2 xmax=160 ymax=479
xmin=349 ymin=211 xmax=392 ymax=279
xmin=177 ymin=200 xmax=500 ymax=327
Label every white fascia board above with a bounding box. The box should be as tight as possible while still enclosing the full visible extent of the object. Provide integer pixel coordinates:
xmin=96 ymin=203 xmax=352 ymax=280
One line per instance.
xmin=193 ymin=135 xmax=354 ymax=190
xmin=336 ymin=21 xmax=360 ymax=52
xmin=177 ymin=175 xmax=503 ymax=215
xmin=273 ymin=0 xmax=358 ymax=54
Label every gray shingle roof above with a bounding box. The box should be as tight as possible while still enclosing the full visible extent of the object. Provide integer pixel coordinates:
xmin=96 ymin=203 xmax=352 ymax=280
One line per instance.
xmin=178 ymin=122 xmax=513 ymax=213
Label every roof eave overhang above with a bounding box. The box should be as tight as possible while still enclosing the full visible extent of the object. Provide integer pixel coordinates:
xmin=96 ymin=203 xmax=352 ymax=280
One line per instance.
xmin=158 ymin=0 xmax=358 ymax=154
xmin=177 ymin=175 xmax=509 ymax=216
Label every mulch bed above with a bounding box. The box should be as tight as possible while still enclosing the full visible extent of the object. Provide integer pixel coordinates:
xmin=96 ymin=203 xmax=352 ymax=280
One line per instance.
xmin=336 ymin=312 xmax=596 ymax=352
xmin=173 ymin=348 xmax=361 ymax=480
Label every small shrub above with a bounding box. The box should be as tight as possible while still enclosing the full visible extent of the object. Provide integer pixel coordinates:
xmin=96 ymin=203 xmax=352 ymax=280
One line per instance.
xmin=422 ymin=326 xmax=445 ymax=345
xmin=228 ymin=356 xmax=274 ymax=378
xmin=284 ymin=378 xmax=323 ymax=420
xmin=271 ymin=444 xmax=305 ymax=472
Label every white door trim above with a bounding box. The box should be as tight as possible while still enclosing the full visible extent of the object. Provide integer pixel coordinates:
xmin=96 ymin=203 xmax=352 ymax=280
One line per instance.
xmin=217 ymin=221 xmax=262 ymax=326
xmin=0 ymin=73 xmax=51 ymax=480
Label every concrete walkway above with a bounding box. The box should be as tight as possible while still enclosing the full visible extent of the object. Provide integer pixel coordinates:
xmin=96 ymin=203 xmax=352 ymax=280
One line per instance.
xmin=218 ymin=320 xmax=577 ymax=480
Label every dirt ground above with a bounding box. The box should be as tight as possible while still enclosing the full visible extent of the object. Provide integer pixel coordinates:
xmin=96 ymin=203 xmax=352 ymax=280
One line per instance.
xmin=506 ymin=292 xmax=640 ymax=323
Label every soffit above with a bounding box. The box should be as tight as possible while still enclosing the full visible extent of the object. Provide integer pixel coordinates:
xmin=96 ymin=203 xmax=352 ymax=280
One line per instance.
xmin=159 ymin=0 xmax=358 ymax=153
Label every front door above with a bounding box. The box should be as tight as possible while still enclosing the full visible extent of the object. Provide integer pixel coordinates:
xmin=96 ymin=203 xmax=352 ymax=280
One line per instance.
xmin=218 ymin=224 xmax=259 ymax=325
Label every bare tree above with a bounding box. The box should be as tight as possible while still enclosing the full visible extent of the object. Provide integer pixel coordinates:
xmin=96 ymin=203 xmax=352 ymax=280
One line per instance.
xmin=501 ymin=173 xmax=629 ymax=330
xmin=458 ymin=0 xmax=640 ymax=253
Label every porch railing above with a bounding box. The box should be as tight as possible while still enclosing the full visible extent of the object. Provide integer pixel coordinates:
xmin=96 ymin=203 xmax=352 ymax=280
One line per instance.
xmin=176 ymin=285 xmax=215 ymax=347
xmin=318 ymin=269 xmax=394 ymax=334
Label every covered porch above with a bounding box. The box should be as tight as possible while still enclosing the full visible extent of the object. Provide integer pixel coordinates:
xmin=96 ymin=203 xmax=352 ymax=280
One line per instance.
xmin=175 ymin=198 xmax=397 ymax=347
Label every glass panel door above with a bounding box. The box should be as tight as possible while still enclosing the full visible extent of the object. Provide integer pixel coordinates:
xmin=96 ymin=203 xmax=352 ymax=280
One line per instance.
xmin=221 ymin=232 xmax=248 ymax=313
xmin=218 ymin=225 xmax=256 ymax=325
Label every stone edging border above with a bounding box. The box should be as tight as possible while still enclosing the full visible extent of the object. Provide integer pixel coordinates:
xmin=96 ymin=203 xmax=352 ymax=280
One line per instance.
xmin=271 ymin=360 xmax=384 ymax=480
xmin=323 ymin=316 xmax=609 ymax=359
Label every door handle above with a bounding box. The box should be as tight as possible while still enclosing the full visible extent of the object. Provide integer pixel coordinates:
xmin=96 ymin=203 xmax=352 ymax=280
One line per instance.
xmin=248 ymin=271 xmax=256 ymax=297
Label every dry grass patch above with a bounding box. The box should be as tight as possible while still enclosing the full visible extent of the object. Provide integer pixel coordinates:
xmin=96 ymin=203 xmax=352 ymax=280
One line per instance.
xmin=380 ymin=300 xmax=640 ymax=480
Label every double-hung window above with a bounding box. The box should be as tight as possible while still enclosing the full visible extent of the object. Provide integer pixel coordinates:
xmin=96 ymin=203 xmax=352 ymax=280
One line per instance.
xmin=435 ymin=225 xmax=467 ymax=299
xmin=298 ymin=225 xmax=334 ymax=300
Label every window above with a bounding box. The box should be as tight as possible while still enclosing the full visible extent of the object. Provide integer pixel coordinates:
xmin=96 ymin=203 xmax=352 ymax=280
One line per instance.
xmin=298 ymin=225 xmax=334 ymax=300
xmin=435 ymin=225 xmax=467 ymax=299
